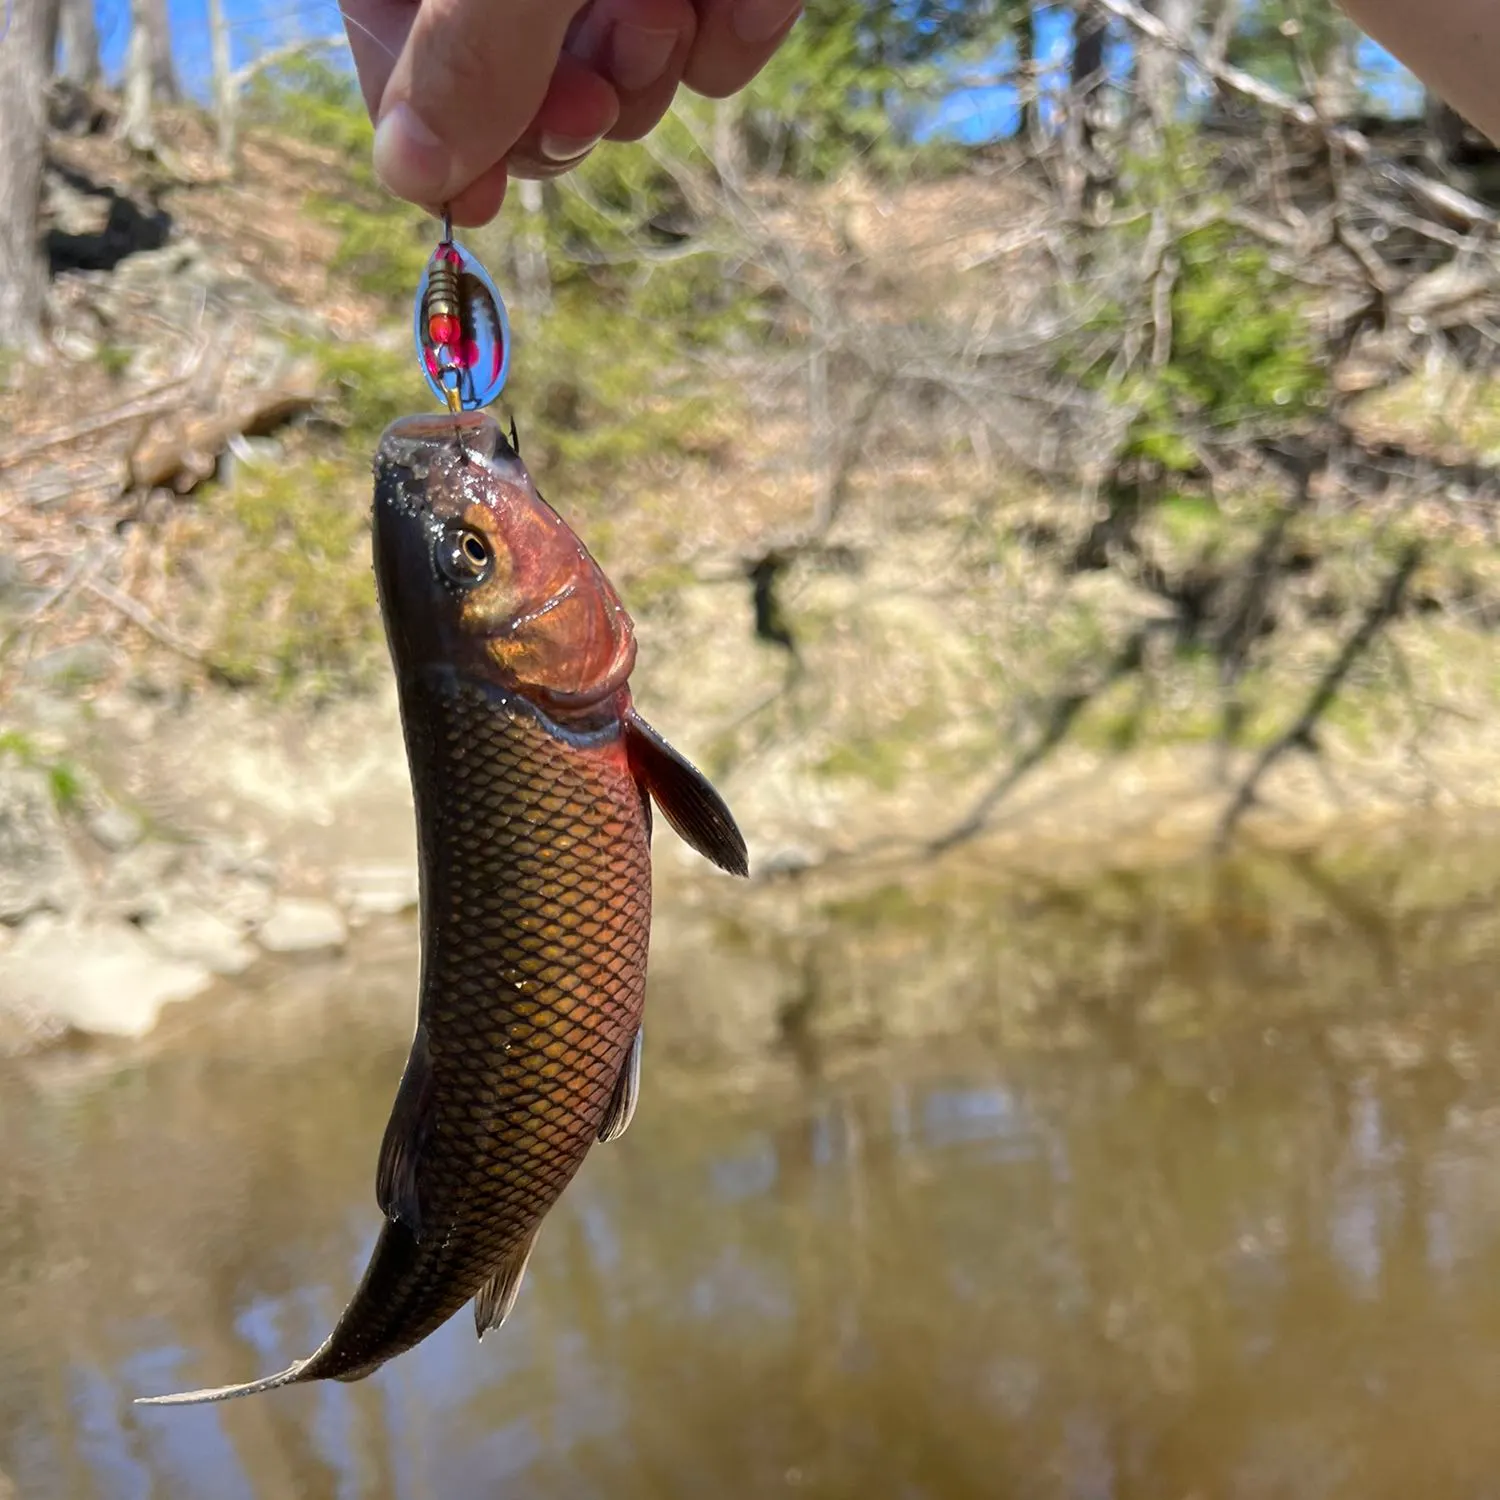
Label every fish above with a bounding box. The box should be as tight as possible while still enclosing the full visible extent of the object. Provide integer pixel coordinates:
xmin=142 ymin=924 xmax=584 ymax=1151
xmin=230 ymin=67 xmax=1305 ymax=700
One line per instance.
xmin=137 ymin=410 xmax=748 ymax=1407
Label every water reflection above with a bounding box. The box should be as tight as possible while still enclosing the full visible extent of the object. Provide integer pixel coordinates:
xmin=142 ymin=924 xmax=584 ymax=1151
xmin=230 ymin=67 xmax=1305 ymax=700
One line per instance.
xmin=8 ymin=845 xmax=1500 ymax=1497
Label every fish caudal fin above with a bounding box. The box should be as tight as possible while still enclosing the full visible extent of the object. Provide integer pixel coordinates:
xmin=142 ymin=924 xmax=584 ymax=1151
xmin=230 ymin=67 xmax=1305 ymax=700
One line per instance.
xmin=134 ymin=1359 xmax=310 ymax=1407
xmin=473 ymin=1229 xmax=540 ymax=1338
xmin=597 ymin=1027 xmax=643 ymax=1144
xmin=624 ymin=713 xmax=749 ymax=878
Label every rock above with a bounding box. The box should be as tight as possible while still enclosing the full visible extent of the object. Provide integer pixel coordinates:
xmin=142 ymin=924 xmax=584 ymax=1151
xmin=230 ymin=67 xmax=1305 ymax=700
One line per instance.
xmin=334 ymin=862 xmax=419 ymax=923
xmin=0 ymin=996 xmax=74 ymax=1059
xmin=143 ymin=905 xmax=257 ymax=977
xmin=0 ymin=764 xmax=84 ymax=924
xmin=0 ymin=553 xmax=48 ymax=618
xmin=87 ymin=802 xmax=143 ymax=852
xmin=94 ymin=838 xmax=180 ymax=923
xmin=0 ymin=915 xmax=212 ymax=1038
xmin=256 ymin=897 xmax=347 ymax=955
xmin=24 ymin=640 xmax=115 ymax=687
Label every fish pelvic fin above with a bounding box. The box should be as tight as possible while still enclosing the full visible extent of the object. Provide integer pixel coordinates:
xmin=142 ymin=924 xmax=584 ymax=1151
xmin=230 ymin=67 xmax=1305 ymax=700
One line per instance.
xmin=134 ymin=1358 xmax=310 ymax=1408
xmin=597 ymin=1026 xmax=643 ymax=1144
xmin=624 ymin=711 xmax=749 ymax=878
xmin=474 ymin=1228 xmax=541 ymax=1339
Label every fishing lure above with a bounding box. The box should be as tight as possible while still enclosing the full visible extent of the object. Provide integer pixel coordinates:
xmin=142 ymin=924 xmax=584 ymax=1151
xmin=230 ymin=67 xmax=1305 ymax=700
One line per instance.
xmin=414 ymin=211 xmax=512 ymax=414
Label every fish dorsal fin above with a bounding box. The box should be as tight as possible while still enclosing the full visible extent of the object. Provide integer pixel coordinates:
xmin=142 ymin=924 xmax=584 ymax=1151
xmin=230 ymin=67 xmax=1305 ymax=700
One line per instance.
xmin=624 ymin=712 xmax=749 ymax=877
xmin=474 ymin=1228 xmax=541 ymax=1338
xmin=597 ymin=1027 xmax=643 ymax=1144
xmin=376 ymin=1024 xmax=437 ymax=1241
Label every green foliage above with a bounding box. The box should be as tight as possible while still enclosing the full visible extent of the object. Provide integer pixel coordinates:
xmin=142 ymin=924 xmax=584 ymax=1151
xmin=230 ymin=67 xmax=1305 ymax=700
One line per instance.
xmin=1226 ymin=0 xmax=1359 ymax=99
xmin=314 ymin=195 xmax=431 ymax=305
xmin=245 ymin=57 xmax=431 ymax=305
xmin=95 ymin=343 xmax=132 ymax=381
xmin=242 ymin=54 xmax=375 ymax=162
xmin=0 ymin=730 xmax=85 ymax=812
xmin=1120 ymin=224 xmax=1326 ymax=469
xmin=509 ymin=290 xmax=725 ymax=489
xmin=305 ymin=338 xmax=416 ymax=442
xmin=1081 ymin=138 xmax=1327 ymax=475
xmin=737 ymin=0 xmax=1011 ymax=177
xmin=203 ymin=456 xmax=381 ymax=696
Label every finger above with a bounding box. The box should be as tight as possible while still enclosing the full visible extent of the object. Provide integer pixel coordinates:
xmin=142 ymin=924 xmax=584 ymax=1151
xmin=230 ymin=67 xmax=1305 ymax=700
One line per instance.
xmin=563 ymin=0 xmax=698 ymax=142
xmin=682 ymin=0 xmax=802 ymax=99
xmin=340 ymin=0 xmax=413 ymax=119
xmin=445 ymin=159 xmax=510 ymax=227
xmin=373 ymin=0 xmax=591 ymax=207
xmin=508 ymin=52 xmax=621 ymax=180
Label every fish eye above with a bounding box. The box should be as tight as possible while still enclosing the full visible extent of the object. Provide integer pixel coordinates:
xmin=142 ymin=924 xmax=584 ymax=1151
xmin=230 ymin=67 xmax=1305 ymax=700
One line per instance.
xmin=437 ymin=526 xmax=493 ymax=587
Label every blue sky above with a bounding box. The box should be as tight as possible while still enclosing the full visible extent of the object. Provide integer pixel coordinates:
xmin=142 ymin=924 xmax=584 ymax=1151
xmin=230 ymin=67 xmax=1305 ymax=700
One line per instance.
xmin=97 ymin=0 xmax=1425 ymax=141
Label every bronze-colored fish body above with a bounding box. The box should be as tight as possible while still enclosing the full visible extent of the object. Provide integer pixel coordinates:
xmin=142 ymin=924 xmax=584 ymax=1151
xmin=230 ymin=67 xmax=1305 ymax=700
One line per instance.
xmin=138 ymin=412 xmax=747 ymax=1407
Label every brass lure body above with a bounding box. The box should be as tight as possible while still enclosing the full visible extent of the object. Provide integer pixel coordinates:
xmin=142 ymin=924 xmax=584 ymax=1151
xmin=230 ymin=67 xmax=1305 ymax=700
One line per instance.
xmin=138 ymin=412 xmax=747 ymax=1406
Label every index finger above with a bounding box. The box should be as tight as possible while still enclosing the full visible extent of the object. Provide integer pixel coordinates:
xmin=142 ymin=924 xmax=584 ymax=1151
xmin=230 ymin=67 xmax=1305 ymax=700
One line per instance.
xmin=682 ymin=0 xmax=802 ymax=98
xmin=360 ymin=0 xmax=593 ymax=205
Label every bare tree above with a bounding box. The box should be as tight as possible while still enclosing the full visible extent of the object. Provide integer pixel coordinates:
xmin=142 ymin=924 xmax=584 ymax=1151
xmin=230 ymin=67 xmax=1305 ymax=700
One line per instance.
xmin=118 ymin=0 xmax=178 ymax=151
xmin=1067 ymin=0 xmax=1113 ymax=215
xmin=207 ymin=0 xmax=235 ymax=161
xmin=143 ymin=0 xmax=178 ymax=100
xmin=55 ymin=0 xmax=100 ymax=86
xmin=1136 ymin=0 xmax=1198 ymax=134
xmin=0 ymin=0 xmax=63 ymax=351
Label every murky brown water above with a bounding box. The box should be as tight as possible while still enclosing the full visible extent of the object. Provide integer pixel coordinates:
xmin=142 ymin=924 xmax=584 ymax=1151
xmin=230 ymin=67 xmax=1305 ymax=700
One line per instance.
xmin=10 ymin=836 xmax=1500 ymax=1499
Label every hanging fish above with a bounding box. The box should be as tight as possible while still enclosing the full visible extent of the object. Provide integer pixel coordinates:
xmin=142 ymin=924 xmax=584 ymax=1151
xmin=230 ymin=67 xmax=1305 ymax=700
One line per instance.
xmin=137 ymin=411 xmax=748 ymax=1406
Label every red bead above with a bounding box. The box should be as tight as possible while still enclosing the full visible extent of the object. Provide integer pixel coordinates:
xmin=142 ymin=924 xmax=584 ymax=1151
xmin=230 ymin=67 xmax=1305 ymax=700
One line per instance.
xmin=429 ymin=313 xmax=462 ymax=346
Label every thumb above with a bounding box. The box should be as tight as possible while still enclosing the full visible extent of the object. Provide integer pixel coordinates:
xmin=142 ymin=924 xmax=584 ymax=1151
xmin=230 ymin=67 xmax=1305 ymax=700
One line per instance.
xmin=372 ymin=0 xmax=591 ymax=207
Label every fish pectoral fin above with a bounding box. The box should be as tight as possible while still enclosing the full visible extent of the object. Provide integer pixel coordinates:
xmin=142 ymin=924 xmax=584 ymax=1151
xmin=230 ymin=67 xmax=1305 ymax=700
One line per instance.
xmin=376 ymin=1023 xmax=437 ymax=1240
xmin=597 ymin=1027 xmax=643 ymax=1144
xmin=624 ymin=711 xmax=749 ymax=878
xmin=474 ymin=1229 xmax=541 ymax=1338
xmin=135 ymin=1359 xmax=309 ymax=1407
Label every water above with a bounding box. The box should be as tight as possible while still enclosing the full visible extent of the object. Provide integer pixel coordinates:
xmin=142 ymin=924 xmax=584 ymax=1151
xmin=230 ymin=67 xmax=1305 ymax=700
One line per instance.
xmin=9 ymin=837 xmax=1500 ymax=1499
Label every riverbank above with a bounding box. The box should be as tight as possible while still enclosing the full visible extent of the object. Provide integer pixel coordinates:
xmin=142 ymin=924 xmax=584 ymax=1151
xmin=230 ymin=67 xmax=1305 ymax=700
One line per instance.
xmin=7 ymin=646 xmax=1500 ymax=1058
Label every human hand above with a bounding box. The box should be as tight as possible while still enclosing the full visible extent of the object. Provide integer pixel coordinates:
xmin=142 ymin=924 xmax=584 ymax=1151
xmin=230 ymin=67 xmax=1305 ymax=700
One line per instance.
xmin=341 ymin=0 xmax=803 ymax=226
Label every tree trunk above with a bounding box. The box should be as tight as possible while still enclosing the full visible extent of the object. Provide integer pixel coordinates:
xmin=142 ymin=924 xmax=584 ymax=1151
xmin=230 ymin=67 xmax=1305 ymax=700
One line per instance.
xmin=143 ymin=0 xmax=178 ymax=101
xmin=1015 ymin=3 xmax=1036 ymax=141
xmin=1068 ymin=1 xmax=1112 ymax=215
xmin=0 ymin=0 xmax=62 ymax=351
xmin=1312 ymin=15 xmax=1359 ymax=120
xmin=118 ymin=0 xmax=177 ymax=149
xmin=55 ymin=0 xmax=100 ymax=86
xmin=1136 ymin=0 xmax=1197 ymax=135
xmin=118 ymin=0 xmax=155 ymax=149
xmin=207 ymin=0 xmax=235 ymax=162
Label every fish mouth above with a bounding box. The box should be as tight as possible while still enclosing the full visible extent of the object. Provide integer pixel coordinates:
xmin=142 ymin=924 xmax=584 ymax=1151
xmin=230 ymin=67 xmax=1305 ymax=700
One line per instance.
xmin=373 ymin=411 xmax=521 ymax=515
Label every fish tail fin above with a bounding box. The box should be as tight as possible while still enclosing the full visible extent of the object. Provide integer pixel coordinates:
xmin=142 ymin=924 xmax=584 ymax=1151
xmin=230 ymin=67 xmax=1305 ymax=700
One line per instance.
xmin=134 ymin=1358 xmax=311 ymax=1407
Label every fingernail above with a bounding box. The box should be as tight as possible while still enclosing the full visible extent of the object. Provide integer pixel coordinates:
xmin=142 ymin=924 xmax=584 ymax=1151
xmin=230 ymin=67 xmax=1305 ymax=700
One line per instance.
xmin=610 ymin=24 xmax=677 ymax=92
xmin=538 ymin=131 xmax=605 ymax=165
xmin=373 ymin=101 xmax=452 ymax=200
xmin=731 ymin=0 xmax=802 ymax=44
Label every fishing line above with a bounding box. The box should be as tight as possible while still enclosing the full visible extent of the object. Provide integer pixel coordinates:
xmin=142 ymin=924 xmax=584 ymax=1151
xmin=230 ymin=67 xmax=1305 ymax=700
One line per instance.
xmin=336 ymin=1 xmax=399 ymax=64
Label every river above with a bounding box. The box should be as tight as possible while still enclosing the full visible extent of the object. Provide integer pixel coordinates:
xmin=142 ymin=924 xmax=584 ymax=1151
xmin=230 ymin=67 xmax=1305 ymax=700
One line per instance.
xmin=7 ymin=828 xmax=1500 ymax=1498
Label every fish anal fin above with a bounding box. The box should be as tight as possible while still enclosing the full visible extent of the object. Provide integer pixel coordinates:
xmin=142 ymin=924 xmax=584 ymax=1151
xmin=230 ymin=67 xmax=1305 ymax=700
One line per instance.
xmin=474 ymin=1229 xmax=540 ymax=1338
xmin=597 ymin=1027 xmax=643 ymax=1144
xmin=135 ymin=1360 xmax=308 ymax=1407
xmin=624 ymin=712 xmax=749 ymax=878
xmin=376 ymin=1024 xmax=436 ymax=1240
